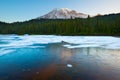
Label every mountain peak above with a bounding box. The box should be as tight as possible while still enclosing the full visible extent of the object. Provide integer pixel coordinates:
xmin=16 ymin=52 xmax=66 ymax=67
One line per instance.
xmin=51 ymin=8 xmax=72 ymax=12
xmin=58 ymin=8 xmax=72 ymax=11
xmin=37 ymin=8 xmax=88 ymax=19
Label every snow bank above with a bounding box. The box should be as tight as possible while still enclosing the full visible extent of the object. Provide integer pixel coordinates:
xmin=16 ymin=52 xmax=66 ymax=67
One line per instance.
xmin=0 ymin=35 xmax=120 ymax=49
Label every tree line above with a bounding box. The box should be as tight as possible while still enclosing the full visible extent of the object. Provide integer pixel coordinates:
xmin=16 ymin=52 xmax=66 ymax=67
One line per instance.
xmin=0 ymin=13 xmax=120 ymax=36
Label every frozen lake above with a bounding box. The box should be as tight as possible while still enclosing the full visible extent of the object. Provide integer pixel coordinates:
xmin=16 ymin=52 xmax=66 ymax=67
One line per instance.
xmin=0 ymin=35 xmax=120 ymax=80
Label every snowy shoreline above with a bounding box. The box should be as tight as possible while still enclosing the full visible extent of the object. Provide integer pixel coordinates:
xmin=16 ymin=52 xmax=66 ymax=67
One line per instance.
xmin=0 ymin=35 xmax=120 ymax=56
xmin=0 ymin=35 xmax=120 ymax=49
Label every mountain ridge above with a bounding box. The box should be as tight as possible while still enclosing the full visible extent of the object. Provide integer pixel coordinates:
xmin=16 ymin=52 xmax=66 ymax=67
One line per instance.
xmin=37 ymin=8 xmax=88 ymax=19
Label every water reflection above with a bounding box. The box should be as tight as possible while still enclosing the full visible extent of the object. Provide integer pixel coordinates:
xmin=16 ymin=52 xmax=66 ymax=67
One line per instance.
xmin=0 ymin=43 xmax=120 ymax=80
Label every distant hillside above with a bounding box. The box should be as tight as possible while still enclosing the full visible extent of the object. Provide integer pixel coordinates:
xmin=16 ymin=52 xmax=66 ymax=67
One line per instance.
xmin=0 ymin=13 xmax=120 ymax=36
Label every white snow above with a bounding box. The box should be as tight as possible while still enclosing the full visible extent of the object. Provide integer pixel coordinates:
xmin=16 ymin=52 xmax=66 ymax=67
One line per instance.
xmin=37 ymin=8 xmax=88 ymax=19
xmin=63 ymin=44 xmax=100 ymax=49
xmin=0 ymin=35 xmax=120 ymax=49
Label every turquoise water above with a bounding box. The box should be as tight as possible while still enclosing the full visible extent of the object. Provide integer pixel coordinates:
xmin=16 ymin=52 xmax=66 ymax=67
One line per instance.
xmin=0 ymin=35 xmax=120 ymax=80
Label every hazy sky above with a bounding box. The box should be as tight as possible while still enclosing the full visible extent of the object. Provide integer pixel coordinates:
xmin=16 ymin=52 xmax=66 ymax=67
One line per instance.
xmin=0 ymin=0 xmax=120 ymax=22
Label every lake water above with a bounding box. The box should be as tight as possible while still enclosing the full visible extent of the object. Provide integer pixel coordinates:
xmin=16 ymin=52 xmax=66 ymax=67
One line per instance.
xmin=0 ymin=35 xmax=120 ymax=80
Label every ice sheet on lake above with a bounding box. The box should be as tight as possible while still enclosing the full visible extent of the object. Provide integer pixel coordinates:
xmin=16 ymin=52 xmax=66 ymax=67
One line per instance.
xmin=63 ymin=44 xmax=100 ymax=49
xmin=62 ymin=36 xmax=120 ymax=49
xmin=0 ymin=48 xmax=15 ymax=56
xmin=67 ymin=64 xmax=73 ymax=68
xmin=0 ymin=35 xmax=120 ymax=49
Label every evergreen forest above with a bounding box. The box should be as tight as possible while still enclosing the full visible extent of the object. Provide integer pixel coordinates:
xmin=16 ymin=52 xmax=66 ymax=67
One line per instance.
xmin=0 ymin=13 xmax=120 ymax=36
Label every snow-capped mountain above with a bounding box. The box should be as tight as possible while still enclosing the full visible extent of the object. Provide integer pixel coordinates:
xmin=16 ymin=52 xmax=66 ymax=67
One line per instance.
xmin=37 ymin=8 xmax=88 ymax=19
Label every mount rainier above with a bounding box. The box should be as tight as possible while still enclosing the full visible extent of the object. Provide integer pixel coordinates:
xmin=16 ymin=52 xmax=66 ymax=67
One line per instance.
xmin=37 ymin=8 xmax=88 ymax=19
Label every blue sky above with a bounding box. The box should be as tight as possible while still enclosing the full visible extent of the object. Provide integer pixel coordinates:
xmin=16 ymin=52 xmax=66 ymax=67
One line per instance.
xmin=0 ymin=0 xmax=120 ymax=23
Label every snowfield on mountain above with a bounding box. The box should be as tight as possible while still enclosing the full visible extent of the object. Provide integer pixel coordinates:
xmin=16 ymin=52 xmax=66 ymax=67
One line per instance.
xmin=37 ymin=8 xmax=88 ymax=19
